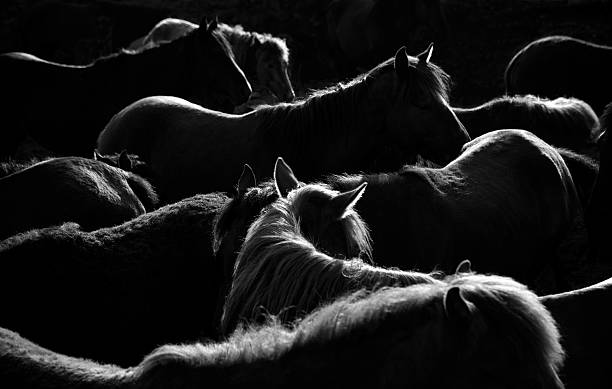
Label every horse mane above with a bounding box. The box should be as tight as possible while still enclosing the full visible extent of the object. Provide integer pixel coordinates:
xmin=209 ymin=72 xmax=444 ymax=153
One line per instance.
xmin=221 ymin=182 xmax=441 ymax=333
xmin=252 ymin=53 xmax=450 ymax=144
xmin=139 ymin=274 xmax=563 ymax=388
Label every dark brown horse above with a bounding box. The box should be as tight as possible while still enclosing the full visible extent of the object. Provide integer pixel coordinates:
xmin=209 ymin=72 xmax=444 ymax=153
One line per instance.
xmin=97 ymin=44 xmax=469 ymax=203
xmin=0 ymin=19 xmax=251 ymax=159
xmin=505 ymin=35 xmax=612 ymax=115
xmin=0 ymin=157 xmax=157 ymax=240
xmin=541 ymin=276 xmax=612 ymax=388
xmin=0 ymin=275 xmax=565 ymax=389
xmin=0 ymin=193 xmax=228 ymax=367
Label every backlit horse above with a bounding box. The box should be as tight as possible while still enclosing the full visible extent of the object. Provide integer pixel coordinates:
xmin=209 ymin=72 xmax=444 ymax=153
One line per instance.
xmin=453 ymin=94 xmax=600 ymax=154
xmin=505 ymin=35 xmax=612 ymax=115
xmin=0 ymin=19 xmax=251 ymax=159
xmin=0 ymin=157 xmax=157 ymax=240
xmin=325 ymin=129 xmax=585 ymax=293
xmin=97 ymin=44 xmax=470 ymax=203
xmin=0 ymin=275 xmax=565 ymax=389
xmin=0 ymin=193 xmax=228 ymax=367
xmin=221 ymin=158 xmax=441 ymax=333
xmin=129 ymin=18 xmax=295 ymax=106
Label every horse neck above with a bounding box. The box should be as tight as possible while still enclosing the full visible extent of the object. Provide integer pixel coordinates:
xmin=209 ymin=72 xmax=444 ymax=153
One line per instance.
xmin=251 ymin=80 xmax=385 ymax=180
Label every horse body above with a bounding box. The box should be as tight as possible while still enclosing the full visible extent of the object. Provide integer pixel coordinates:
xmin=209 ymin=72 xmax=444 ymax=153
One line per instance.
xmin=0 ymin=193 xmax=228 ymax=367
xmin=0 ymin=157 xmax=156 ymax=241
xmin=1 ymin=275 xmax=565 ymax=389
xmin=541 ymin=276 xmax=612 ymax=388
xmin=453 ymin=95 xmax=600 ymax=153
xmin=328 ymin=129 xmax=583 ymax=292
xmin=98 ymin=46 xmax=469 ymax=202
xmin=0 ymin=21 xmax=251 ymax=159
xmin=505 ymin=35 xmax=612 ymax=115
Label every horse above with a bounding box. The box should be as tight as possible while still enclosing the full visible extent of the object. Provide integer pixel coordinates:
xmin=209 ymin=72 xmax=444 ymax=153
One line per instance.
xmin=97 ymin=44 xmax=470 ymax=203
xmin=586 ymin=102 xmax=612 ymax=261
xmin=0 ymin=19 xmax=251 ymax=159
xmin=0 ymin=193 xmax=229 ymax=367
xmin=453 ymin=94 xmax=601 ymax=154
xmin=324 ymin=129 xmax=586 ymax=293
xmin=221 ymin=158 xmax=444 ymax=333
xmin=0 ymin=275 xmax=565 ymax=389
xmin=505 ymin=35 xmax=612 ymax=115
xmin=541 ymin=276 xmax=612 ymax=388
xmin=326 ymin=0 xmax=448 ymax=69
xmin=129 ymin=18 xmax=295 ymax=106
xmin=0 ymin=156 xmax=157 ymax=241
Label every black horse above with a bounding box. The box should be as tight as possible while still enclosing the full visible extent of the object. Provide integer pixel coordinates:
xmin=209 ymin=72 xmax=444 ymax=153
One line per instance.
xmin=0 ymin=19 xmax=251 ymax=159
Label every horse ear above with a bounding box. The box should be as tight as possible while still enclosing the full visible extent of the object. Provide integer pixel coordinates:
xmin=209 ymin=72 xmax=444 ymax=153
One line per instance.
xmin=455 ymin=260 xmax=472 ymax=274
xmin=330 ymin=182 xmax=367 ymax=218
xmin=444 ymin=287 xmax=474 ymax=324
xmin=394 ymin=46 xmax=411 ymax=79
xmin=274 ymin=157 xmax=299 ymax=198
xmin=118 ymin=150 xmax=133 ymax=171
xmin=93 ymin=150 xmax=102 ymax=160
xmin=417 ymin=42 xmax=434 ymax=65
xmin=237 ymin=164 xmax=256 ymax=196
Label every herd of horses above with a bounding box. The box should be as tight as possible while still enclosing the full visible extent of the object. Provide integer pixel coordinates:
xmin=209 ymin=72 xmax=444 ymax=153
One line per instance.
xmin=1 ymin=2 xmax=612 ymax=388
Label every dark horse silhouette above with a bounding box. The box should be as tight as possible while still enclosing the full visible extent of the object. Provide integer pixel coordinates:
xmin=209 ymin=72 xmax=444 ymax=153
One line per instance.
xmin=0 ymin=19 xmax=251 ymax=159
xmin=97 ymin=44 xmax=470 ymax=202
xmin=0 ymin=274 xmax=565 ymax=389
xmin=505 ymin=35 xmax=612 ymax=115
xmin=541 ymin=276 xmax=612 ymax=389
xmin=0 ymin=156 xmax=157 ymax=241
xmin=327 ymin=129 xmax=585 ymax=293
xmin=0 ymin=193 xmax=228 ymax=367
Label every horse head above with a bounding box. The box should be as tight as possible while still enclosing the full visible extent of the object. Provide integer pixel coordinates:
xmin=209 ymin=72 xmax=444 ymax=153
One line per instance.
xmin=380 ymin=43 xmax=470 ymax=165
xmin=274 ymin=157 xmax=371 ymax=261
xmin=187 ymin=17 xmax=252 ymax=111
